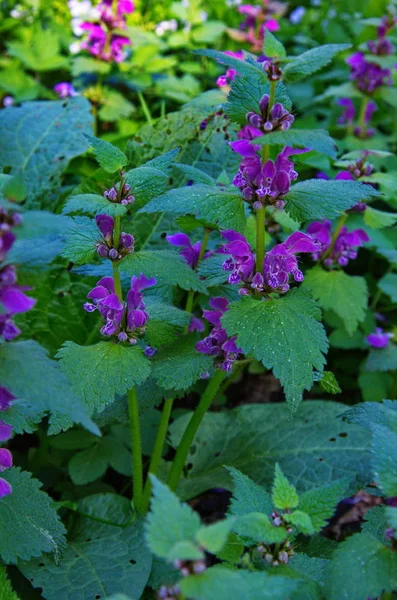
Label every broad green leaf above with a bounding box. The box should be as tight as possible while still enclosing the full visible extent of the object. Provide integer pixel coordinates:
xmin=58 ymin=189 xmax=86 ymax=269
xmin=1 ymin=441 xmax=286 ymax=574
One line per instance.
xmin=139 ymin=185 xmax=246 ymax=232
xmin=276 ymin=553 xmax=331 ymax=600
xmin=7 ymin=26 xmax=68 ymax=71
xmin=83 ymin=134 xmax=127 ymax=173
xmin=0 ymin=468 xmax=66 ymax=563
xmin=0 ymin=98 xmax=92 ymax=208
xmin=364 ymin=206 xmax=397 ymax=230
xmin=284 ymin=510 xmax=314 ymax=535
xmin=372 ymin=424 xmax=397 ymax=496
xmin=71 ymin=56 xmax=111 ymax=76
xmin=68 ymin=434 xmax=131 ymax=485
xmin=286 ymin=180 xmax=380 ymax=222
xmin=233 ymin=513 xmax=288 ymax=544
xmin=20 ymin=494 xmax=152 ymax=600
xmin=341 ymin=400 xmax=397 ymax=433
xmin=119 ymin=250 xmax=207 ymax=293
xmin=57 ymin=342 xmax=151 ymax=413
xmin=299 ymin=481 xmax=347 ymax=531
xmin=217 ymin=533 xmax=244 ymax=565
xmin=98 ymin=88 xmax=135 ymax=121
xmin=195 ymin=49 xmax=266 ymax=80
xmin=263 ymin=30 xmax=286 ymax=58
xmin=198 ymin=254 xmax=228 ymax=287
xmin=172 ymin=163 xmax=214 ymax=184
xmin=0 ymin=340 xmax=98 ymax=435
xmin=0 ymin=565 xmax=19 ymax=600
xmin=170 ymin=401 xmax=369 ymax=500
xmin=283 ymin=44 xmax=351 ymax=83
xmin=330 ymin=533 xmax=397 ymax=600
xmin=151 ymin=335 xmax=212 ymax=391
xmin=272 ymin=464 xmax=299 ymax=510
xmin=315 ymin=371 xmax=342 ymax=394
xmin=303 ymin=268 xmax=368 ymax=336
xmin=124 ymin=166 xmax=170 ymax=207
xmin=378 ymin=273 xmax=397 ymax=303
xmin=227 ymin=467 xmax=273 ymax=517
xmin=195 ymin=519 xmax=234 ymax=554
xmin=63 ymin=193 xmax=128 ymax=217
xmin=365 ymin=344 xmax=397 ymax=372
xmin=221 ymin=290 xmax=328 ymax=412
xmin=226 ymin=76 xmax=291 ymax=125
xmin=180 ymin=566 xmax=298 ymax=600
xmin=62 ymin=216 xmax=98 ymax=264
xmin=143 ymin=149 xmax=180 ymax=173
xmin=256 ymin=129 xmax=337 ymax=158
xmin=146 ymin=477 xmax=202 ymax=560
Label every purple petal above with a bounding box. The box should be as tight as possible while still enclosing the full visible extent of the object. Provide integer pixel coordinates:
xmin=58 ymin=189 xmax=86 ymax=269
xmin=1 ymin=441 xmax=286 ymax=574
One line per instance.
xmin=97 ymin=277 xmax=115 ymax=293
xmin=203 ymin=309 xmax=223 ymax=327
xmin=335 ymin=171 xmax=354 ymax=181
xmin=229 ymin=140 xmax=261 ymax=157
xmin=209 ymin=297 xmax=229 ymax=312
xmin=0 ymin=448 xmax=12 ymax=471
xmin=283 ymin=231 xmax=320 ymax=254
xmin=0 ymin=478 xmax=12 ymax=498
xmin=0 ymin=287 xmax=36 ymax=314
xmin=0 ymin=387 xmax=16 ymax=412
xmin=166 ymin=233 xmax=191 ymax=248
xmin=0 ymin=420 xmax=12 ymax=442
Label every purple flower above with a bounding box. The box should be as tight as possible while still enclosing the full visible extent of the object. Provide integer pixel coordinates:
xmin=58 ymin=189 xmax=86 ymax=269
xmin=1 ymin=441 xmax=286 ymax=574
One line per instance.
xmin=307 ymin=220 xmax=369 ymax=267
xmin=0 ymin=421 xmax=12 ymax=442
xmin=338 ymin=97 xmax=378 ymax=138
xmin=219 ymin=230 xmax=255 ymax=283
xmin=237 ymin=125 xmax=262 ymax=141
xmin=144 ymin=345 xmax=157 ymax=357
xmin=166 ymin=233 xmax=202 ymax=269
xmin=196 ymin=297 xmax=242 ymax=372
xmin=216 ymin=51 xmax=243 ymax=87
xmin=95 ymin=214 xmax=134 ymax=261
xmin=53 ymin=83 xmax=78 ymax=99
xmin=104 ymin=182 xmax=134 ymax=206
xmin=188 ymin=317 xmax=205 ymax=332
xmin=263 ymin=232 xmax=319 ymax=292
xmin=346 ymin=52 xmax=392 ymax=94
xmin=0 ymin=448 xmax=12 ymax=499
xmin=245 ymin=95 xmax=294 ymax=136
xmin=80 ymin=0 xmax=132 ymax=63
xmin=366 ymin=327 xmax=394 ymax=349
xmin=337 ymin=98 xmax=355 ymax=124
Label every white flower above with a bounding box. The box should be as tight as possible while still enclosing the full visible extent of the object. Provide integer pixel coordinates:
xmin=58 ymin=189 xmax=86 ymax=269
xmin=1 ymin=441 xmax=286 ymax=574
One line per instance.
xmin=200 ymin=10 xmax=208 ymax=21
xmin=69 ymin=41 xmax=82 ymax=54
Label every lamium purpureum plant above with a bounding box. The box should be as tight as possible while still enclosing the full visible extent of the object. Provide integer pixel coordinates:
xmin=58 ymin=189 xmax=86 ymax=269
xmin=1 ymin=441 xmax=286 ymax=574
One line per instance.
xmin=0 ymin=10 xmax=396 ymax=600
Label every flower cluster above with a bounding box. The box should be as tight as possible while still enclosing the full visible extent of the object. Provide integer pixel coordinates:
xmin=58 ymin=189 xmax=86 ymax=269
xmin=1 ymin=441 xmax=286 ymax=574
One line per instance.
xmin=196 ymin=297 xmax=242 ymax=372
xmin=366 ymin=327 xmax=394 ymax=349
xmin=236 ymin=2 xmax=282 ymax=52
xmin=216 ymin=51 xmax=243 ymax=88
xmin=104 ymin=181 xmax=135 ymax=206
xmin=166 ymin=232 xmax=210 ymax=269
xmin=307 ymin=220 xmax=369 ymax=268
xmin=337 ymin=98 xmax=377 ymax=138
xmin=219 ymin=230 xmax=318 ymax=294
xmin=0 ymin=386 xmax=14 ymax=499
xmin=53 ymin=82 xmax=78 ymax=99
xmin=84 ymin=274 xmax=156 ymax=342
xmin=70 ymin=0 xmax=134 ymax=62
xmin=367 ymin=16 xmax=396 ymax=56
xmin=245 ymin=94 xmax=294 ymax=135
xmin=96 ymin=214 xmax=134 ymax=261
xmin=230 ymin=143 xmax=306 ymax=210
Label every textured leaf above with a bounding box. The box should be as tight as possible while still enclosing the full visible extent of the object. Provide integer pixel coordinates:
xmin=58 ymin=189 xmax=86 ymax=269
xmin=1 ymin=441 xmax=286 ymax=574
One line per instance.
xmin=0 ymin=468 xmax=66 ymax=563
xmin=263 ymin=30 xmax=286 ymax=58
xmin=227 ymin=467 xmax=273 ymax=517
xmin=364 ymin=206 xmax=397 ymax=230
xmin=0 ymin=565 xmax=19 ymax=600
xmin=124 ymin=166 xmax=170 ymax=208
xmin=284 ymin=510 xmax=314 ymax=535
xmin=378 ymin=273 xmax=397 ymax=303
xmin=151 ymin=335 xmax=212 ymax=391
xmin=57 ymin=342 xmax=151 ymax=413
xmin=341 ymin=400 xmax=397 ymax=432
xmin=83 ymin=134 xmax=127 ymax=173
xmin=283 ymin=44 xmax=351 ymax=83
xmin=195 ymin=519 xmax=233 ymax=555
xmin=68 ymin=435 xmax=131 ymax=485
xmin=63 ymin=193 xmax=128 ymax=217
xmin=0 ymin=98 xmax=92 ymax=208
xmin=196 ymin=49 xmax=266 ymax=80
xmin=7 ymin=26 xmax=68 ymax=71
xmin=221 ymin=290 xmax=328 ymax=412
xmin=139 ymin=185 xmax=246 ymax=232
xmin=172 ymin=163 xmax=214 ymax=184
xmin=330 ymin=533 xmax=397 ymax=600
xmin=197 ymin=254 xmax=228 ymax=287
xmin=365 ymin=344 xmax=397 ymax=372
xmin=62 ymin=216 xmax=98 ymax=264
xmin=257 ymin=129 xmax=337 ymax=158
xmin=299 ymin=481 xmax=347 ymax=531
xmin=286 ymin=180 xmax=380 ymax=222
xmin=303 ymin=268 xmax=368 ymax=336
xmin=169 ymin=401 xmax=370 ymax=500
xmin=0 ymin=340 xmax=97 ymax=435
xmin=226 ymin=75 xmax=291 ymax=124
xmin=233 ymin=513 xmax=288 ymax=544
xmin=20 ymin=495 xmax=152 ymax=600
xmin=272 ymin=464 xmax=299 ymax=510
xmin=119 ymin=250 xmax=207 ymax=293
xmin=316 ymin=371 xmax=342 ymax=395
xmin=372 ymin=424 xmax=397 ymax=496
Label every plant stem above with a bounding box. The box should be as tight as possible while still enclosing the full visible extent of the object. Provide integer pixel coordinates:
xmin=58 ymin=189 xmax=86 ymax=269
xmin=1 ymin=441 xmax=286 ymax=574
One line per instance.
xmin=358 ymin=96 xmax=369 ymax=137
xmin=322 ymin=213 xmax=348 ymax=260
xmin=142 ymin=398 xmax=174 ymax=511
xmin=167 ymin=369 xmax=226 ymax=491
xmin=137 ymin=91 xmax=153 ymax=126
xmin=255 ymin=206 xmax=266 ymax=272
xmin=184 ymin=289 xmax=195 ymax=315
xmin=269 ymin=79 xmax=276 ymax=111
xmin=128 ymin=387 xmax=144 ymax=513
xmin=112 ymin=214 xmax=123 ymax=300
xmin=184 ymin=228 xmax=211 ymax=329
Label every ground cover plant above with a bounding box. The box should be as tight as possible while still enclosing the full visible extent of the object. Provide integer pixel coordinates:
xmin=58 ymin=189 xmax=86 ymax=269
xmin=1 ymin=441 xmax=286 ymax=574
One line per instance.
xmin=0 ymin=0 xmax=397 ymax=598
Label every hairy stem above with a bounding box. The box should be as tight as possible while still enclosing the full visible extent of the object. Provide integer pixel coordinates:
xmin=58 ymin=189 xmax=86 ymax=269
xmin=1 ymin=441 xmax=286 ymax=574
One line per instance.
xmin=167 ymin=369 xmax=226 ymax=491
xmin=142 ymin=397 xmax=174 ymax=511
xmin=322 ymin=213 xmax=348 ymax=260
xmin=255 ymin=206 xmax=266 ymax=273
xmin=128 ymin=387 xmax=144 ymax=513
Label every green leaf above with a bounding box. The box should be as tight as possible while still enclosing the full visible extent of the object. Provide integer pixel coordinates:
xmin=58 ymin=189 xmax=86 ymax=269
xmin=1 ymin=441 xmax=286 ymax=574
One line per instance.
xmin=226 ymin=76 xmax=291 ymax=125
xmin=146 ymin=476 xmax=202 ymax=560
xmin=284 ymin=510 xmax=314 ymax=535
xmin=303 ymin=268 xmax=368 ymax=336
xmin=20 ymin=494 xmax=152 ymax=600
xmin=195 ymin=49 xmax=266 ymax=80
xmin=330 ymin=533 xmax=397 ymax=600
xmin=299 ymin=481 xmax=347 ymax=531
xmin=169 ymin=401 xmax=370 ymax=500
xmin=63 ymin=193 xmax=128 ymax=217
xmin=315 ymin=371 xmax=342 ymax=394
xmin=0 ymin=468 xmax=66 ymax=563
xmin=0 ymin=98 xmax=92 ymax=208
xmin=233 ymin=513 xmax=288 ymax=544
xmin=83 ymin=134 xmax=127 ymax=173
xmin=62 ymin=216 xmax=98 ymax=264
xmin=227 ymin=467 xmax=273 ymax=517
xmin=119 ymin=250 xmax=207 ymax=293
xmin=180 ymin=566 xmax=298 ymax=600
xmin=256 ymin=129 xmax=337 ymax=158
xmin=57 ymin=342 xmax=151 ymax=414
xmin=139 ymin=185 xmax=246 ymax=232
xmin=7 ymin=26 xmax=68 ymax=71
xmin=198 ymin=254 xmax=228 ymax=287
xmin=341 ymin=400 xmax=397 ymax=432
xmin=283 ymin=44 xmax=351 ymax=83
xmin=272 ymin=463 xmax=299 ymax=510
xmin=98 ymin=88 xmax=135 ymax=122
xmin=364 ymin=206 xmax=397 ymax=230
xmin=124 ymin=166 xmax=170 ymax=208
xmin=173 ymin=163 xmax=214 ymax=184
xmin=221 ymin=290 xmax=328 ymax=412
xmin=151 ymin=335 xmax=212 ymax=391
xmin=372 ymin=424 xmax=397 ymax=496
xmin=195 ymin=519 xmax=234 ymax=554
xmin=365 ymin=344 xmax=397 ymax=372
xmin=71 ymin=56 xmax=111 ymax=76
xmin=378 ymin=273 xmax=397 ymax=303
xmin=286 ymin=179 xmax=380 ymax=222
xmin=0 ymin=565 xmax=19 ymax=600
xmin=0 ymin=340 xmax=98 ymax=435
xmin=68 ymin=434 xmax=131 ymax=485
xmin=263 ymin=30 xmax=286 ymax=58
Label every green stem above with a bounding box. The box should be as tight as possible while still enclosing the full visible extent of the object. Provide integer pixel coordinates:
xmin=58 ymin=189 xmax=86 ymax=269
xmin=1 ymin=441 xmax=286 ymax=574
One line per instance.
xmin=184 ymin=228 xmax=211 ymax=330
xmin=128 ymin=387 xmax=144 ymax=513
xmin=112 ymin=214 xmax=123 ymax=300
xmin=255 ymin=206 xmax=266 ymax=272
xmin=142 ymin=398 xmax=174 ymax=511
xmin=167 ymin=369 xmax=226 ymax=491
xmin=137 ymin=91 xmax=153 ymax=126
xmin=184 ymin=289 xmax=195 ymax=315
xmin=268 ymin=80 xmax=276 ymax=113
xmin=358 ymin=96 xmax=369 ymax=136
xmin=322 ymin=213 xmax=348 ymax=261
xmin=389 ymin=372 xmax=397 ymax=401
